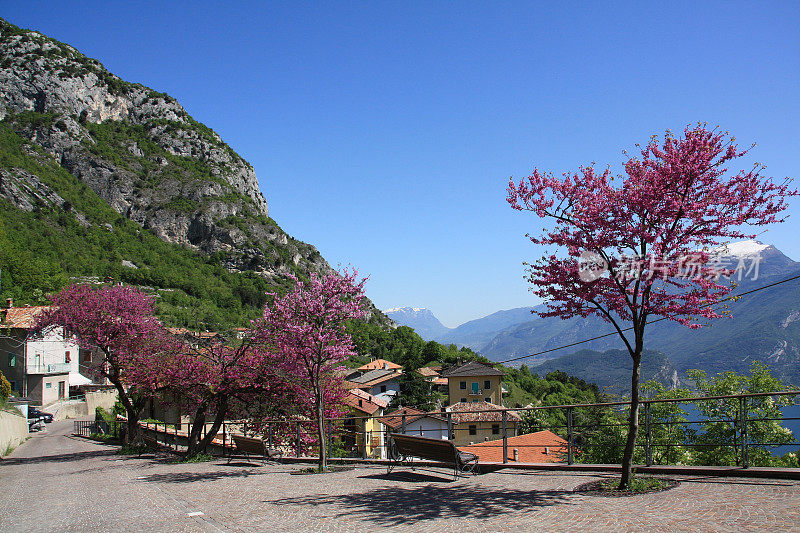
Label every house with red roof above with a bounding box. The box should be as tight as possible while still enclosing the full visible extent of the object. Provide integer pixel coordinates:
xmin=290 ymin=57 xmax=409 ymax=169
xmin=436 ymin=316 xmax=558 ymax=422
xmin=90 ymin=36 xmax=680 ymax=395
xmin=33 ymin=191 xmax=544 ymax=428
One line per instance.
xmin=356 ymin=358 xmax=402 ymax=372
xmin=340 ymin=389 xmax=389 ymax=458
xmin=0 ymin=300 xmax=79 ymax=405
xmin=381 ymin=406 xmax=450 ymax=440
xmin=446 ymin=401 xmax=521 ymax=446
xmin=344 ymin=367 xmax=402 ymax=403
xmin=459 ymin=430 xmax=567 ymax=463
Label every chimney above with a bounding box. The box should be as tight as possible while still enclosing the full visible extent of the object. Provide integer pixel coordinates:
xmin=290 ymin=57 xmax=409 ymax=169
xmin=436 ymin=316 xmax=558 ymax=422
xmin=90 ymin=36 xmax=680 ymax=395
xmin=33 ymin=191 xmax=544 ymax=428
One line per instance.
xmin=5 ymin=298 xmax=12 ymax=308
xmin=513 ymin=448 xmax=519 ymax=462
xmin=544 ymin=446 xmax=549 ymax=455
xmin=384 ymin=362 xmax=388 ymax=370
xmin=358 ymin=399 xmax=363 ymax=407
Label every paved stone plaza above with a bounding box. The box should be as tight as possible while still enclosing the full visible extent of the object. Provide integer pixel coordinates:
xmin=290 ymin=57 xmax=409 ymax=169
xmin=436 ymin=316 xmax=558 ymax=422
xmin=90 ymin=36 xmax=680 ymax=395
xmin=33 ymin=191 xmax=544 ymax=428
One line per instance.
xmin=2 ymin=420 xmax=799 ymax=532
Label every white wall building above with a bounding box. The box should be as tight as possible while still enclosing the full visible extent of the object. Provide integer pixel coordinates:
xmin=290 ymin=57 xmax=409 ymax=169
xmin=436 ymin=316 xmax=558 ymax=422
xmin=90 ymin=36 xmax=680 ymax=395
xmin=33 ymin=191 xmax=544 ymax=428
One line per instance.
xmin=0 ymin=304 xmax=79 ymax=406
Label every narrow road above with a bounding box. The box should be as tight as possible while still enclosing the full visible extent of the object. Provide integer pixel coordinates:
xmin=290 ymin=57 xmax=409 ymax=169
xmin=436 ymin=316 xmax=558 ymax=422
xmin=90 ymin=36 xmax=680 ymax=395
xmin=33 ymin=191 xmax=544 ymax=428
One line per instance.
xmin=0 ymin=419 xmax=221 ymax=532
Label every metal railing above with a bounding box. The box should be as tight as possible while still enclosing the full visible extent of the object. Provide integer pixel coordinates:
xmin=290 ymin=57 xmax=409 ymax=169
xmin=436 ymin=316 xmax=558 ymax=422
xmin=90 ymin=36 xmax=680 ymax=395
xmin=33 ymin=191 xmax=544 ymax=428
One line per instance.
xmin=72 ymin=390 xmax=800 ymax=468
xmin=248 ymin=390 xmax=799 ymax=467
xmin=26 ymin=362 xmax=71 ymax=374
xmin=73 ymin=419 xmax=123 ymax=439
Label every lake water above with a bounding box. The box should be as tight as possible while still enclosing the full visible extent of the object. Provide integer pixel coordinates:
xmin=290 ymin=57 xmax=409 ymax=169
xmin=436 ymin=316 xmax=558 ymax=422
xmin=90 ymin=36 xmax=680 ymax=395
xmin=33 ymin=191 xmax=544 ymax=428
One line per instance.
xmin=679 ymin=403 xmax=800 ymax=457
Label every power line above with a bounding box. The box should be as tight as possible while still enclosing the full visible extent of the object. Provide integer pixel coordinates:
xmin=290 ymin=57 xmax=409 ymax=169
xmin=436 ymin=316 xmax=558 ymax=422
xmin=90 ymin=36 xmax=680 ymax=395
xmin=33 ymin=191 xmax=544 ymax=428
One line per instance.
xmin=496 ymin=272 xmax=800 ymax=366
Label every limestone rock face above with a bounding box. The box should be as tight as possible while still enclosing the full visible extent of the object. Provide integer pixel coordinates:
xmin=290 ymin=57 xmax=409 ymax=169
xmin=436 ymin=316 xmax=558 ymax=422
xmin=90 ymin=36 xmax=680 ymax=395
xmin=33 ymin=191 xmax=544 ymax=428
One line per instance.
xmin=0 ymin=18 xmax=332 ymax=281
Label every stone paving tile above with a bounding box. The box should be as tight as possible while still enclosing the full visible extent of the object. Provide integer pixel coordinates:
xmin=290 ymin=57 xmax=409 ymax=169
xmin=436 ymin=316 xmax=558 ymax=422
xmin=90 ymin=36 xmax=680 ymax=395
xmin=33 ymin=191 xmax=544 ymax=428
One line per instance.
xmin=2 ymin=420 xmax=799 ymax=532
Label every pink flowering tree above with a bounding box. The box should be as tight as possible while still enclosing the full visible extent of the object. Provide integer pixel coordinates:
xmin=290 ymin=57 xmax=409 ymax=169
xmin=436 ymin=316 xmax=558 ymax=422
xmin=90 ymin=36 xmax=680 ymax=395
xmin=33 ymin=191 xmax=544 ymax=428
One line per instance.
xmin=254 ymin=269 xmax=367 ymax=469
xmin=33 ymin=284 xmax=171 ymax=443
xmin=130 ymin=331 xmax=296 ymax=457
xmin=507 ymin=126 xmax=796 ymax=488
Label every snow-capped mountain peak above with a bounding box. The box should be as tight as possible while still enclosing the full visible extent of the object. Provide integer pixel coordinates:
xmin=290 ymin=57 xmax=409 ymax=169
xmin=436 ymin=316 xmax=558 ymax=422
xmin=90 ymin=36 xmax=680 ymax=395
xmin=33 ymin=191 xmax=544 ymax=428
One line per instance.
xmin=383 ymin=307 xmax=451 ymax=339
xmin=383 ymin=306 xmax=430 ymax=314
xmin=716 ymin=239 xmax=771 ymax=258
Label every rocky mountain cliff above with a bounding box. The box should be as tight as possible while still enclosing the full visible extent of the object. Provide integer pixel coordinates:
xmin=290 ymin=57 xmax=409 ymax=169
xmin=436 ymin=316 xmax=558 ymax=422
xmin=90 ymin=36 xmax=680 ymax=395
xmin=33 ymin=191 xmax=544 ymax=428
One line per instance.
xmin=0 ymin=17 xmax=389 ymax=327
xmin=0 ymin=18 xmax=325 ymax=280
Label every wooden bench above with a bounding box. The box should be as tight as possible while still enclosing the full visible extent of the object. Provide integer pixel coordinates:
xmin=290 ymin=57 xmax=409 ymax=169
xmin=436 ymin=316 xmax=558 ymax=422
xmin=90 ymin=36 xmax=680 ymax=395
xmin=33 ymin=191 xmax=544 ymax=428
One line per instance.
xmin=229 ymin=434 xmax=283 ymax=465
xmin=387 ymin=433 xmax=479 ymax=480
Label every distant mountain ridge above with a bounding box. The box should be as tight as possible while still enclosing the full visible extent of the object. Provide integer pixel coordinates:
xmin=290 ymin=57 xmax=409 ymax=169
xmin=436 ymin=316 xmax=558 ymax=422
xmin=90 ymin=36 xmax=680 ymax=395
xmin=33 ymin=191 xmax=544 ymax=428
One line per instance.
xmin=384 ymin=305 xmax=541 ymax=349
xmin=481 ymin=241 xmax=800 ymax=385
xmin=434 ymin=306 xmax=541 ymax=350
xmin=384 ymin=307 xmax=450 ymax=339
xmin=391 ymin=241 xmax=800 ymax=390
xmin=532 ymin=349 xmax=682 ymax=394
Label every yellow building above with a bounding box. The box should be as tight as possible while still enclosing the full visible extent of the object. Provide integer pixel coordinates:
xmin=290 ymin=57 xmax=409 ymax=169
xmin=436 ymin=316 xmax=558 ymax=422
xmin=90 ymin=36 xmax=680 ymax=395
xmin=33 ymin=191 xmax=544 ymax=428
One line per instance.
xmin=441 ymin=361 xmax=504 ymax=405
xmin=341 ymin=389 xmax=388 ymax=458
xmin=447 ymin=401 xmax=521 ymax=447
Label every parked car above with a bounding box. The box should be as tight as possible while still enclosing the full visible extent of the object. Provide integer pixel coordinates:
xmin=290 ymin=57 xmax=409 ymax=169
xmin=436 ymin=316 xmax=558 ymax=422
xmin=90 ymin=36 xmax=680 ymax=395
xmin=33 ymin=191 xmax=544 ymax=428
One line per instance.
xmin=28 ymin=407 xmax=53 ymax=423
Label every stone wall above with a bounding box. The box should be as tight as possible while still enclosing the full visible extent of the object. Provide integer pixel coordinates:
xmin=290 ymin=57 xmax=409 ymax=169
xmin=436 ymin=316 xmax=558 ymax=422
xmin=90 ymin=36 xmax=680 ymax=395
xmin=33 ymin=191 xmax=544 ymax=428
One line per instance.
xmin=85 ymin=389 xmax=118 ymax=414
xmin=50 ymin=389 xmax=118 ymax=421
xmin=0 ymin=410 xmax=29 ymax=455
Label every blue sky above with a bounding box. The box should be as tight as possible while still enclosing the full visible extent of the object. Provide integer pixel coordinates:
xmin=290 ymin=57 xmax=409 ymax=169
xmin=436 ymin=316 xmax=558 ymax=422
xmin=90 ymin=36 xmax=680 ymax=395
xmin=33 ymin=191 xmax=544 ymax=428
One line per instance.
xmin=5 ymin=2 xmax=799 ymax=327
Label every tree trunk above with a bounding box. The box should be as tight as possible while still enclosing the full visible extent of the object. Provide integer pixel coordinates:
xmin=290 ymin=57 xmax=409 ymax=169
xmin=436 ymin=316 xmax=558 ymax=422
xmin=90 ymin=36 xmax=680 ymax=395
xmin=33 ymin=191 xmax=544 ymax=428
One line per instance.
xmin=194 ymin=396 xmax=228 ymax=456
xmin=186 ymin=401 xmax=208 ymax=457
xmin=317 ymin=393 xmax=327 ymax=471
xmin=619 ymin=350 xmax=642 ymax=489
xmin=109 ymin=375 xmax=141 ymax=444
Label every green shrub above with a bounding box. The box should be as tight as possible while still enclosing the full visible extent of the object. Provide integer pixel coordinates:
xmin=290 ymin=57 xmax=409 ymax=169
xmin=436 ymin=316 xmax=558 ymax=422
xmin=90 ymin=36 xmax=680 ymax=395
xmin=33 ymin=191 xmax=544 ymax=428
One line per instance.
xmin=89 ymin=432 xmax=116 ymax=442
xmin=0 ymin=371 xmax=11 ymax=403
xmin=111 ymin=400 xmax=126 ymax=417
xmin=95 ymin=406 xmax=114 ymax=422
xmin=117 ymin=443 xmax=149 ymax=455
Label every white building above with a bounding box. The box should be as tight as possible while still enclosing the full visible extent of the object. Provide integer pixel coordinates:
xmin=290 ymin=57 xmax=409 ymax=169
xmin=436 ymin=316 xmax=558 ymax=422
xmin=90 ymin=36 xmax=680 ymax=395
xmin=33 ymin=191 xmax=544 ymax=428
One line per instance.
xmin=382 ymin=407 xmax=450 ymax=440
xmin=0 ymin=302 xmax=80 ymax=406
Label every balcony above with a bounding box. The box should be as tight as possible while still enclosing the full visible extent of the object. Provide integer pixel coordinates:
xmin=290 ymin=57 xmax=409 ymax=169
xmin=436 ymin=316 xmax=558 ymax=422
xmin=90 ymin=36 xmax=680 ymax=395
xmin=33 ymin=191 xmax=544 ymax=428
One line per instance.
xmin=26 ymin=362 xmax=71 ymax=375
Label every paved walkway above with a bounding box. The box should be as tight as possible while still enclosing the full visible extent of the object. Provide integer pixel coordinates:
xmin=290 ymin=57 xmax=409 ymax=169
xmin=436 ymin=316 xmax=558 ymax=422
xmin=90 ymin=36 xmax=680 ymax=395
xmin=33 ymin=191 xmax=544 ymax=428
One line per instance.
xmin=1 ymin=420 xmax=799 ymax=532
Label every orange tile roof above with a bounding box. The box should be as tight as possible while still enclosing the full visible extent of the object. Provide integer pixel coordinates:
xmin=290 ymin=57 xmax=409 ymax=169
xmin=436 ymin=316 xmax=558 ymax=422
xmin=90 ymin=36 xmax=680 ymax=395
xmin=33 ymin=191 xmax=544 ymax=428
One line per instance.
xmin=1 ymin=306 xmax=50 ymax=329
xmin=357 ymin=359 xmax=402 ymax=371
xmin=349 ymin=388 xmax=388 ymax=408
xmin=349 ymin=371 xmax=402 ymax=389
xmin=459 ymin=430 xmax=567 ymax=463
xmin=417 ymin=367 xmax=440 ymax=377
xmin=380 ymin=407 xmax=426 ymax=429
xmin=447 ymin=401 xmax=522 ymax=424
xmin=381 ymin=407 xmax=449 ymax=429
xmin=343 ymin=389 xmax=387 ymax=415
xmin=433 ymin=377 xmax=448 ymax=386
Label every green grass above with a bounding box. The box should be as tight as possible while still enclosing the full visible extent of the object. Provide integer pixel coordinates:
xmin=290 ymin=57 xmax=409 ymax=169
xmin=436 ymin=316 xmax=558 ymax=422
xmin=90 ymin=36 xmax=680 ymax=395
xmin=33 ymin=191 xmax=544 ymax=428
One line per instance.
xmin=117 ymin=443 xmax=150 ymax=455
xmin=2 ymin=442 xmax=16 ymax=457
xmin=588 ymin=476 xmax=678 ymax=494
xmin=174 ymin=452 xmax=214 ymax=463
xmin=140 ymin=419 xmax=176 ymax=430
xmin=89 ymin=432 xmax=117 ymax=443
